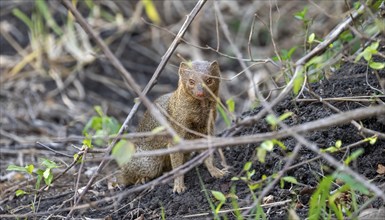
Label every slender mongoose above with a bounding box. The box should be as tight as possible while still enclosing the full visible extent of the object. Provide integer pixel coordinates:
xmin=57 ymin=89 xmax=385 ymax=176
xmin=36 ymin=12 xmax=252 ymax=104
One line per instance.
xmin=121 ymin=60 xmax=227 ymax=193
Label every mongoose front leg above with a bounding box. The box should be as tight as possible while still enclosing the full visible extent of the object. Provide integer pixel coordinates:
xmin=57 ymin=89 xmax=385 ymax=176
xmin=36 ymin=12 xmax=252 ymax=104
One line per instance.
xmin=203 ymin=109 xmax=228 ymax=178
xmin=169 ymin=143 xmax=186 ymax=193
xmin=204 ymin=153 xmax=228 ymax=178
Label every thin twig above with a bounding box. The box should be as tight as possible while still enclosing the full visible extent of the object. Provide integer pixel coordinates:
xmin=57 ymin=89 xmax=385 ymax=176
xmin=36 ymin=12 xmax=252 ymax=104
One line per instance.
xmin=36 ymin=142 xmax=73 ymax=158
xmin=132 ymin=105 xmax=385 ymax=157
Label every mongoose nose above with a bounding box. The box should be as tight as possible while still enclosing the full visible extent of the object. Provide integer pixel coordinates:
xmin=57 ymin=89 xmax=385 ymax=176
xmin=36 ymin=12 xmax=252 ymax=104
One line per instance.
xmin=196 ymin=92 xmax=205 ymax=97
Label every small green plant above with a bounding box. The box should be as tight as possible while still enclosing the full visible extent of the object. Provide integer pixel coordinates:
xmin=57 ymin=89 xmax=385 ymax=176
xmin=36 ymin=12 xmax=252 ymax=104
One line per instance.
xmin=294 ymin=6 xmax=310 ymax=24
xmin=83 ymin=106 xmax=121 ymax=147
xmin=229 ymin=186 xmax=243 ymax=220
xmin=279 ymin=176 xmax=299 ymax=188
xmin=197 ymin=168 xmax=221 ymax=219
xmin=257 ymin=139 xmax=287 ymax=163
xmin=217 ymin=97 xmax=236 ymax=127
xmin=83 ymin=106 xmax=136 ymax=166
xmin=160 ymin=203 xmax=166 ymax=220
xmin=7 ymin=158 xmax=60 ymax=198
xmin=321 ymin=140 xmax=343 ymax=153
xmin=309 ymin=148 xmax=368 ymax=220
xmin=355 ymin=41 xmax=385 ymax=70
xmin=231 ymin=161 xmax=263 ymax=203
xmin=211 ymin=190 xmax=226 ymax=216
xmin=265 ymin=111 xmax=293 ymax=130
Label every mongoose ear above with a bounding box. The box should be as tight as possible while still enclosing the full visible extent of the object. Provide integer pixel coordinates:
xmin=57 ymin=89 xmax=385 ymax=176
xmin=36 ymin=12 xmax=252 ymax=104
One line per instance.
xmin=209 ymin=60 xmax=220 ymax=76
xmin=179 ymin=62 xmax=190 ymax=76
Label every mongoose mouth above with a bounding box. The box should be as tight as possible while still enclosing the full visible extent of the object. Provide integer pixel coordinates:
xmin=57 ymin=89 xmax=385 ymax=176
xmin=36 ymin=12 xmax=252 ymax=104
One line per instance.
xmin=193 ymin=93 xmax=207 ymax=100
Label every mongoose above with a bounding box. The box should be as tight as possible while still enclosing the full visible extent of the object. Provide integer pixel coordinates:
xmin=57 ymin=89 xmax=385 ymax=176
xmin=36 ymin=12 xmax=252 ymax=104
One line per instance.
xmin=121 ymin=60 xmax=227 ymax=193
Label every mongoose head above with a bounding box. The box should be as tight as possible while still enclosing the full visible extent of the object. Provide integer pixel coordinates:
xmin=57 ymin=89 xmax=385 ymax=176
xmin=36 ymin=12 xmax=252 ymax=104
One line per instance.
xmin=178 ymin=60 xmax=221 ymax=100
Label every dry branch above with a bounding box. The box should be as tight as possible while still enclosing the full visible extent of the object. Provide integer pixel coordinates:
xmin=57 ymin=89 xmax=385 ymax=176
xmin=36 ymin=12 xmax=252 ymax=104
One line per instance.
xmin=133 ymin=105 xmax=385 ymax=157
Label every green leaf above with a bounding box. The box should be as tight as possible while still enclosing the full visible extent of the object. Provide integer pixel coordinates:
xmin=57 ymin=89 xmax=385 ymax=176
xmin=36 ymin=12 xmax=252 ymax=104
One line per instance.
xmin=26 ymin=164 xmax=34 ymax=174
xmin=217 ymin=104 xmax=231 ymax=127
xmin=249 ymin=182 xmax=261 ymax=190
xmin=247 ymin=169 xmax=255 ymax=179
xmin=363 ymin=50 xmax=373 ymax=61
xmin=260 ymin=140 xmax=274 ymax=151
xmin=257 ymin=148 xmax=267 ymax=163
xmin=43 ymin=168 xmax=51 ymax=179
xmin=83 ymin=116 xmax=102 ymax=135
xmin=102 ymin=117 xmax=121 ymax=135
xmin=353 ymin=1 xmax=361 ymax=9
xmin=231 ymin=177 xmax=240 ymax=181
xmin=44 ymin=171 xmax=53 ymax=186
xmin=265 ymin=114 xmax=278 ymax=126
xmin=282 ymin=176 xmax=298 ymax=184
xmin=369 ymin=61 xmax=385 ymax=70
xmin=334 ymin=173 xmax=369 ymax=195
xmin=7 ymin=164 xmax=28 ymax=173
xmin=243 ymin=161 xmax=252 ymax=171
xmin=308 ymin=33 xmax=315 ymax=43
xmin=94 ymin=105 xmax=104 ymax=117
xmin=369 ymin=41 xmax=379 ymax=50
xmin=226 ymin=98 xmax=235 ymax=113
xmin=354 ymin=52 xmax=364 ymax=63
xmin=306 ymin=55 xmax=324 ymax=67
xmin=112 ymin=140 xmax=135 ymax=166
xmin=335 ymin=140 xmax=342 ymax=148
xmin=273 ymin=139 xmax=287 ymax=150
xmin=321 ymin=146 xmax=338 ymax=153
xmin=211 ymin=190 xmax=226 ymax=203
xmin=36 ymin=169 xmax=44 ymax=176
xmin=12 ymin=8 xmax=33 ymax=30
xmin=15 ymin=189 xmax=28 ymax=197
xmin=368 ymin=136 xmax=377 ymax=145
xmin=309 ymin=176 xmax=333 ymax=220
xmin=82 ymin=137 xmax=92 ymax=148
xmin=36 ymin=174 xmax=42 ymax=189
xmin=329 ymin=191 xmax=344 ymax=220
xmin=286 ymin=46 xmax=297 ymax=59
xmin=293 ymin=69 xmax=304 ymax=95
xmin=344 ymin=148 xmax=364 ymax=165
xmin=141 ymin=0 xmax=161 ymax=25
xmin=41 ymin=159 xmax=59 ymax=169
xmin=152 ymin=126 xmax=165 ymax=134
xmin=73 ymin=153 xmax=82 ymax=162
xmin=278 ymin=112 xmax=293 ymax=121
xmin=35 ymin=0 xmax=63 ymax=35
xmin=294 ymin=6 xmax=308 ymax=21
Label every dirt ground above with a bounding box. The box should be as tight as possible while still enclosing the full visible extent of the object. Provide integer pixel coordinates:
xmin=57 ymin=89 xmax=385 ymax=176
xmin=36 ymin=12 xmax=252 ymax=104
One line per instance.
xmin=1 ymin=1 xmax=385 ymax=219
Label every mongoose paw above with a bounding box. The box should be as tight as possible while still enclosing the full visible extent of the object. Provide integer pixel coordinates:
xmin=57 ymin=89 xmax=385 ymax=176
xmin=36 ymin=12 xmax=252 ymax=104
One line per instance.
xmin=135 ymin=177 xmax=149 ymax=185
xmin=173 ymin=183 xmax=187 ymax=194
xmin=209 ymin=167 xmax=229 ymax=178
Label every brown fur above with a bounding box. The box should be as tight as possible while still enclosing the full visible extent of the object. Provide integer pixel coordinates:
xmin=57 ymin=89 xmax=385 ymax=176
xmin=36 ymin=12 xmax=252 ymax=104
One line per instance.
xmin=121 ymin=61 xmax=226 ymax=193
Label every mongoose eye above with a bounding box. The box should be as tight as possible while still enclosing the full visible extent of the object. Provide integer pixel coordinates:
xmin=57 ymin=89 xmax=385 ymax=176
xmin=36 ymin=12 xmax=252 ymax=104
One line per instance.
xmin=189 ymin=79 xmax=195 ymax=85
xmin=206 ymin=78 xmax=213 ymax=85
